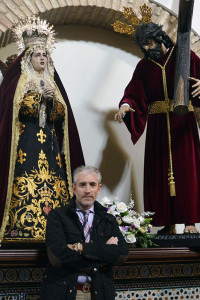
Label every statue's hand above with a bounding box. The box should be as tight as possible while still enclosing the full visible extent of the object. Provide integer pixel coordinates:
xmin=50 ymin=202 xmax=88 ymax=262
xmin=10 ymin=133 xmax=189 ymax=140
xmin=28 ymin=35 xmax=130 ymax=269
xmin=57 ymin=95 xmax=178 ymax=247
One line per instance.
xmin=43 ymin=86 xmax=55 ymax=99
xmin=114 ymin=105 xmax=135 ymax=123
xmin=189 ymin=77 xmax=200 ymax=98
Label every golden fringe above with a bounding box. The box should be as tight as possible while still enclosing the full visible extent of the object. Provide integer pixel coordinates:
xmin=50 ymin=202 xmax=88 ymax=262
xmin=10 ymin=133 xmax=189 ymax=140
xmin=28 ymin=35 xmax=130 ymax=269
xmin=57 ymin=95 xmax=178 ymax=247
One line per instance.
xmin=53 ymin=81 xmax=73 ymax=199
xmin=0 ymin=73 xmax=27 ymax=245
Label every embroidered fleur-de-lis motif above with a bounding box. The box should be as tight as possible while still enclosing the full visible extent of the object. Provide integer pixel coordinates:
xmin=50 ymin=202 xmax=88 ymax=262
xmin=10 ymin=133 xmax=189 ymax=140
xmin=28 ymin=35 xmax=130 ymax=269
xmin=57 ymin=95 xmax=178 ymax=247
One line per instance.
xmin=37 ymin=129 xmax=47 ymax=144
xmin=17 ymin=149 xmax=27 ymax=164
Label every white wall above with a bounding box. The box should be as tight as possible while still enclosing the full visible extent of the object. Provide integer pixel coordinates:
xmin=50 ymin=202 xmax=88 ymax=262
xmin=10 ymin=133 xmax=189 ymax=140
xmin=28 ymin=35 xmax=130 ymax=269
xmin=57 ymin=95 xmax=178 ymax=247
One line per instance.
xmin=53 ymin=26 xmax=145 ymax=211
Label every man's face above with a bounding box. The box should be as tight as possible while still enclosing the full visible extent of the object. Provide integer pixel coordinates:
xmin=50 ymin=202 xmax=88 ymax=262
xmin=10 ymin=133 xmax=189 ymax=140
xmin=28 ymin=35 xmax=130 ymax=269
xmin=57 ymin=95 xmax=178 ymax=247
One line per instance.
xmin=73 ymin=172 xmax=102 ymax=210
xmin=31 ymin=50 xmax=47 ymax=72
xmin=142 ymin=39 xmax=163 ymax=60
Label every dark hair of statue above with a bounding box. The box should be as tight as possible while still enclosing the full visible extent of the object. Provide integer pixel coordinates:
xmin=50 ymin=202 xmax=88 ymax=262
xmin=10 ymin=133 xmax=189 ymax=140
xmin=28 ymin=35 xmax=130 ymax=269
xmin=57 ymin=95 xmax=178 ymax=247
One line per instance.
xmin=134 ymin=22 xmax=174 ymax=59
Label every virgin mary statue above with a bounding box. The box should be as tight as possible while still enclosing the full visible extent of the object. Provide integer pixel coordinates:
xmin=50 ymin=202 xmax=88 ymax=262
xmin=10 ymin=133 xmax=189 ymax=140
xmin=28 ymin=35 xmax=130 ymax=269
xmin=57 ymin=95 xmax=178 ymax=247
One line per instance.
xmin=0 ymin=16 xmax=84 ymax=243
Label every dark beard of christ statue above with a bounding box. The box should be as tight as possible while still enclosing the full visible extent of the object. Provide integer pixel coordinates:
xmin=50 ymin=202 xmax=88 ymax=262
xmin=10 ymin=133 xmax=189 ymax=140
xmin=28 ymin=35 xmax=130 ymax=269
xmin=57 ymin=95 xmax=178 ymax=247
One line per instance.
xmin=142 ymin=43 xmax=163 ymax=61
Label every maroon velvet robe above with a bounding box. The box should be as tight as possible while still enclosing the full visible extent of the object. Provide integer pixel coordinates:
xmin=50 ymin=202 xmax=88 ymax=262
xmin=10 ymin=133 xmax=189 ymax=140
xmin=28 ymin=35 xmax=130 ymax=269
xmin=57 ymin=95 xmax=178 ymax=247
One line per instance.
xmin=0 ymin=50 xmax=85 ymax=230
xmin=120 ymin=48 xmax=200 ymax=226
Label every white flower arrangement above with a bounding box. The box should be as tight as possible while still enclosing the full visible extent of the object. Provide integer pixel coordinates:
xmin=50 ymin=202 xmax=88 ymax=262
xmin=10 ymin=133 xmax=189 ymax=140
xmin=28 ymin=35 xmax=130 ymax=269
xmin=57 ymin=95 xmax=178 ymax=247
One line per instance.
xmin=100 ymin=196 xmax=155 ymax=248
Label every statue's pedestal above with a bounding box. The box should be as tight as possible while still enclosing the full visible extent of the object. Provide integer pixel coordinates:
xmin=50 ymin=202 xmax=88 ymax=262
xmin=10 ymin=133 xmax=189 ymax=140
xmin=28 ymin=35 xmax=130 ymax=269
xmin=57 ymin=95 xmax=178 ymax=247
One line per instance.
xmin=115 ymin=237 xmax=200 ymax=299
xmin=1 ymin=240 xmax=200 ymax=299
xmin=0 ymin=242 xmax=47 ymax=299
xmin=152 ymin=233 xmax=200 ymax=247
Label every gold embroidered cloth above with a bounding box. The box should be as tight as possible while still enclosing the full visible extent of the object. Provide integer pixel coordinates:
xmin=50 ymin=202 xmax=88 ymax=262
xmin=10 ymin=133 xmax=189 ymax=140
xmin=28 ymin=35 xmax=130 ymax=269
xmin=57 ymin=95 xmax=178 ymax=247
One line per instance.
xmin=4 ymin=92 xmax=69 ymax=241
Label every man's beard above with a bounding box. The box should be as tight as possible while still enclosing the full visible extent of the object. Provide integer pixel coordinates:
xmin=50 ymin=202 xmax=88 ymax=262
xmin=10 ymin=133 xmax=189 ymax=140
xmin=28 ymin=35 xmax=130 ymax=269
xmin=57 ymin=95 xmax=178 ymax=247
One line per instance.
xmin=142 ymin=43 xmax=163 ymax=61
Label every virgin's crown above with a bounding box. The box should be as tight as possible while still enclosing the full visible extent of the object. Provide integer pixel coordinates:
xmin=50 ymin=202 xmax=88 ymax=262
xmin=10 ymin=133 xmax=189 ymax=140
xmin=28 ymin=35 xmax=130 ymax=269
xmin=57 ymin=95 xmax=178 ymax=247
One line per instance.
xmin=12 ymin=16 xmax=56 ymax=52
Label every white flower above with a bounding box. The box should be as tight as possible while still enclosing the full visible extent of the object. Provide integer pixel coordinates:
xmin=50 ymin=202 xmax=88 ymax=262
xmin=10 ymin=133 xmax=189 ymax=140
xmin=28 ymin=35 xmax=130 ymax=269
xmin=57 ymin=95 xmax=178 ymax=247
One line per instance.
xmin=116 ymin=202 xmax=127 ymax=213
xmin=132 ymin=218 xmax=140 ymax=229
xmin=122 ymin=215 xmax=134 ymax=224
xmin=128 ymin=199 xmax=135 ymax=209
xmin=125 ymin=234 xmax=136 ymax=244
xmin=141 ymin=211 xmax=155 ymax=217
xmin=100 ymin=194 xmax=154 ymax=247
xmin=101 ymin=197 xmax=113 ymax=205
xmin=129 ymin=210 xmax=137 ymax=218
xmin=138 ymin=216 xmax=145 ymax=224
xmin=108 ymin=205 xmax=117 ymax=215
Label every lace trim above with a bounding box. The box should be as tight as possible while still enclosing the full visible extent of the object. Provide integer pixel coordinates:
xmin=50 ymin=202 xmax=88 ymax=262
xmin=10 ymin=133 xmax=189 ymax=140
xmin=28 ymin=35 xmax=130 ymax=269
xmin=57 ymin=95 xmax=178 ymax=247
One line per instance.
xmin=21 ymin=46 xmax=55 ymax=97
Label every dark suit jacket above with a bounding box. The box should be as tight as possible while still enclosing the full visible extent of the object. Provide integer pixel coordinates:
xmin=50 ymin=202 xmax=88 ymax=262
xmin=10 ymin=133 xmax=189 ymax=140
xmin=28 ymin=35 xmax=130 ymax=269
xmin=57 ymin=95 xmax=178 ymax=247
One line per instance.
xmin=40 ymin=198 xmax=128 ymax=300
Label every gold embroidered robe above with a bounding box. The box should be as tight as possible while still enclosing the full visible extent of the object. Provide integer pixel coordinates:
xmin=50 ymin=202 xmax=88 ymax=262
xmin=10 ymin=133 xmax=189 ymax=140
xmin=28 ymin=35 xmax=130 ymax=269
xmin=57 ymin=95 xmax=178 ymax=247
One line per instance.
xmin=4 ymin=92 xmax=69 ymax=240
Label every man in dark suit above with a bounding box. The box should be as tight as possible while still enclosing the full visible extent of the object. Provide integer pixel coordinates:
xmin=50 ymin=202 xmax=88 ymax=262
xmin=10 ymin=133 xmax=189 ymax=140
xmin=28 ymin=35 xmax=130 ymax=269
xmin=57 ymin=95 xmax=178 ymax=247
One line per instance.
xmin=40 ymin=165 xmax=128 ymax=300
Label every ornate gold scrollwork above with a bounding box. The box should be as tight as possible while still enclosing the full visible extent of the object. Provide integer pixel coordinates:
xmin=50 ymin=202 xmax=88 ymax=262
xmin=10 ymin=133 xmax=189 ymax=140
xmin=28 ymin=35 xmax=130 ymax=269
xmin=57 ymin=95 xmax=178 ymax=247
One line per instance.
xmin=56 ymin=153 xmax=62 ymax=168
xmin=5 ymin=149 xmax=69 ymax=240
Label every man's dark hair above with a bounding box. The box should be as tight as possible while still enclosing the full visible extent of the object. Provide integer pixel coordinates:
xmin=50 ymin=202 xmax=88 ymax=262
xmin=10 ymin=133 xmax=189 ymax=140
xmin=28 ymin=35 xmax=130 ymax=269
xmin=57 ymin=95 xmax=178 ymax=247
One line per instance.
xmin=134 ymin=22 xmax=174 ymax=57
